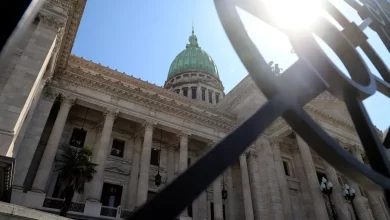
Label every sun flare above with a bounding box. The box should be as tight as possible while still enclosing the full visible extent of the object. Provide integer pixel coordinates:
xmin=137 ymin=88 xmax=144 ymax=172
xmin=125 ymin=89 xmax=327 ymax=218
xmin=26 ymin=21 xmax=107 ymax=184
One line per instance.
xmin=263 ymin=0 xmax=323 ymax=30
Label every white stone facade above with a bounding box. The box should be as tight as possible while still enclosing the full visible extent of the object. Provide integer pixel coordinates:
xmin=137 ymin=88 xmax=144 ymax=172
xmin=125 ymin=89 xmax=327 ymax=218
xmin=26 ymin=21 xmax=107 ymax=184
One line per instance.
xmin=1 ymin=0 xmax=390 ymax=220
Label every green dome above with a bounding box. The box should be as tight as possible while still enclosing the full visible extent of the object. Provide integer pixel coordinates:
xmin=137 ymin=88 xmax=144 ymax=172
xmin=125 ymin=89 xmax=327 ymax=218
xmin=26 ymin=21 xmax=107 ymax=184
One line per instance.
xmin=167 ymin=30 xmax=219 ymax=79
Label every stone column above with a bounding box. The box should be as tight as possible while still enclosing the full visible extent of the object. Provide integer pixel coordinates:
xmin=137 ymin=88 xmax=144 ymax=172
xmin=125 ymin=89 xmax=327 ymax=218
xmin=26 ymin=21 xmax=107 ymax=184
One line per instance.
xmin=246 ymin=149 xmax=264 ymax=220
xmin=178 ymin=132 xmax=189 ymax=173
xmin=205 ymin=89 xmax=209 ymax=103
xmin=87 ymin=109 xmax=118 ymax=202
xmin=198 ymin=86 xmax=203 ymax=101
xmin=213 ymin=175 xmax=224 ymax=220
xmin=239 ymin=153 xmax=255 ymax=220
xmin=188 ymin=87 xmax=192 ymax=99
xmin=136 ymin=122 xmax=155 ymax=207
xmin=270 ymin=140 xmax=294 ymax=219
xmin=166 ymin=144 xmax=176 ymax=183
xmin=295 ymin=135 xmax=328 ymax=220
xmin=212 ymin=91 xmax=216 ymax=104
xmin=126 ymin=136 xmax=142 ymax=210
xmin=0 ymin=11 xmax=65 ymax=156
xmin=226 ymin=167 xmax=235 ymax=220
xmin=30 ymin=96 xmax=74 ymax=193
xmin=350 ymin=147 xmax=382 ymax=220
xmin=12 ymin=89 xmax=57 ymax=193
xmin=194 ymin=149 xmax=208 ymax=220
xmin=178 ymin=132 xmax=190 ymax=217
xmin=12 ymin=79 xmax=50 ymax=157
xmin=323 ymin=161 xmax=351 ymax=220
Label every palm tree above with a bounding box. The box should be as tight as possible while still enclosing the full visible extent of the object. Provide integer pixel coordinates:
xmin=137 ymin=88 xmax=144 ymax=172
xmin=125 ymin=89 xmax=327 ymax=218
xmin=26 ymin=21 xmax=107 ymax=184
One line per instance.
xmin=56 ymin=146 xmax=97 ymax=217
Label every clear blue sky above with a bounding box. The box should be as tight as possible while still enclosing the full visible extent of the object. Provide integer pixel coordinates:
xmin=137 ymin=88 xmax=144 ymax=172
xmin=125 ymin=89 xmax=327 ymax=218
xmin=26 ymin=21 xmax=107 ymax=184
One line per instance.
xmin=72 ymin=0 xmax=389 ymax=131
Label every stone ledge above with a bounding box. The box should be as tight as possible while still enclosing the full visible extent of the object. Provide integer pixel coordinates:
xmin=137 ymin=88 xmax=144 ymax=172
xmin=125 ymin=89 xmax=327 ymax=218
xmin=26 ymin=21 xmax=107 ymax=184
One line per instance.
xmin=0 ymin=202 xmax=70 ymax=220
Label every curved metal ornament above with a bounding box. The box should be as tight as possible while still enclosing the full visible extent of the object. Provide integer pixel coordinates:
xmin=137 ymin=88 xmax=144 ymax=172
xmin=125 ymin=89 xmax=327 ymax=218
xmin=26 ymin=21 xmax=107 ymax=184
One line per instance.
xmin=128 ymin=0 xmax=390 ymax=219
xmin=214 ymin=0 xmax=390 ymax=199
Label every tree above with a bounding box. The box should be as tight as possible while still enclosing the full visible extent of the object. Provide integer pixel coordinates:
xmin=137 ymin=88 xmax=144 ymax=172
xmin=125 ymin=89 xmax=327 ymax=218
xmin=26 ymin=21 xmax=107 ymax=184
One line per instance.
xmin=56 ymin=146 xmax=97 ymax=217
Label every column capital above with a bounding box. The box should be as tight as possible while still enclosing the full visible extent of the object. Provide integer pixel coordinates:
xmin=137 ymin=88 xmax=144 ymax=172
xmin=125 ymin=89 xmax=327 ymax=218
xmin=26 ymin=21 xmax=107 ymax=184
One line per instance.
xmin=246 ymin=149 xmax=258 ymax=158
xmin=269 ymin=138 xmax=282 ymax=148
xmin=103 ymin=108 xmax=119 ymax=119
xmin=142 ymin=120 xmax=156 ymax=131
xmin=350 ymin=146 xmax=364 ymax=159
xmin=133 ymin=134 xmax=144 ymax=143
xmin=207 ymin=140 xmax=217 ymax=148
xmin=36 ymin=10 xmax=66 ymax=30
xmin=42 ymin=87 xmax=59 ymax=102
xmin=177 ymin=131 xmax=190 ymax=140
xmin=61 ymin=95 xmax=76 ymax=107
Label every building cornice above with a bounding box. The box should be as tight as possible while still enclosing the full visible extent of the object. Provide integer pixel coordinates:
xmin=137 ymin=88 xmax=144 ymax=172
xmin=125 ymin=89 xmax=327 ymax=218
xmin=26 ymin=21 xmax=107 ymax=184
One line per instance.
xmin=53 ymin=0 xmax=87 ymax=73
xmin=53 ymin=66 xmax=236 ymax=132
xmin=67 ymin=56 xmax=236 ymax=120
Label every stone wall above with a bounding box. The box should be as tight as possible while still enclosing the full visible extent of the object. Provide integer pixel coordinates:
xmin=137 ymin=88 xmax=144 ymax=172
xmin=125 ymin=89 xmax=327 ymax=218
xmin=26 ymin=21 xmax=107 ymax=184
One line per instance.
xmin=0 ymin=202 xmax=69 ymax=220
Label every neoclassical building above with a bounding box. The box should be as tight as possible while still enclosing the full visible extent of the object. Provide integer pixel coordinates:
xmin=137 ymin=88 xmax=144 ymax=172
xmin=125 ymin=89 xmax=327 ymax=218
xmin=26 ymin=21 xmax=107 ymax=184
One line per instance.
xmin=1 ymin=0 xmax=390 ymax=220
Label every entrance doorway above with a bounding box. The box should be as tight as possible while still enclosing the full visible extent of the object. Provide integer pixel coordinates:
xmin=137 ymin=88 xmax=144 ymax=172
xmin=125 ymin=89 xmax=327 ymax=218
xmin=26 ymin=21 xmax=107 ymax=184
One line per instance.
xmin=100 ymin=182 xmax=123 ymax=207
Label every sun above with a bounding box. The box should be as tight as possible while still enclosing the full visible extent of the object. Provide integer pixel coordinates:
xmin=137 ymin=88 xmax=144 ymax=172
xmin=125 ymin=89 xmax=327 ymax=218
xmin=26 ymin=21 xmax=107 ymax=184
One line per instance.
xmin=263 ymin=0 xmax=323 ymax=30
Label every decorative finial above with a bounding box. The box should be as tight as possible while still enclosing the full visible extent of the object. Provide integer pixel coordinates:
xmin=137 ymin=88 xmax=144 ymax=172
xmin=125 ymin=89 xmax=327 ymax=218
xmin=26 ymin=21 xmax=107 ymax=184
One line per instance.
xmin=192 ymin=20 xmax=194 ymax=35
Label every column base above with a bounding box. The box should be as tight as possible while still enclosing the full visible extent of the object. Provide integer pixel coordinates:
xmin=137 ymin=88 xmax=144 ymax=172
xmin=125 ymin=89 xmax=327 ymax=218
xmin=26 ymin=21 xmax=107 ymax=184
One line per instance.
xmin=84 ymin=200 xmax=102 ymax=217
xmin=10 ymin=188 xmax=26 ymax=205
xmin=25 ymin=191 xmax=46 ymax=209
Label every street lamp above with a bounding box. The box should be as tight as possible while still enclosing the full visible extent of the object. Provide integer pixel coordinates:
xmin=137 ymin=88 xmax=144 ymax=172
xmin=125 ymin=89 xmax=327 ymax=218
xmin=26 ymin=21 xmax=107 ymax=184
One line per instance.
xmin=320 ymin=177 xmax=337 ymax=220
xmin=343 ymin=184 xmax=358 ymax=220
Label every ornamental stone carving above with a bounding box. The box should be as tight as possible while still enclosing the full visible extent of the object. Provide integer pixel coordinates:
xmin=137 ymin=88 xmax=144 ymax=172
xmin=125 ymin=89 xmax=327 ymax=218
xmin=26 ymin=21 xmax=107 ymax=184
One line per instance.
xmin=142 ymin=121 xmax=156 ymax=131
xmin=103 ymin=108 xmax=119 ymax=120
xmin=36 ymin=11 xmax=66 ymax=30
xmin=42 ymin=87 xmax=59 ymax=101
xmin=61 ymin=95 xmax=75 ymax=107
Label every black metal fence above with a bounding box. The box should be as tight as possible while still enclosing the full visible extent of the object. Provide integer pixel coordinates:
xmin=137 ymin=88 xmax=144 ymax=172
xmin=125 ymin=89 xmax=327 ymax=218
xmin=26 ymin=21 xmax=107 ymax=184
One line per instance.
xmin=129 ymin=0 xmax=390 ymax=219
xmin=2 ymin=1 xmax=390 ymax=220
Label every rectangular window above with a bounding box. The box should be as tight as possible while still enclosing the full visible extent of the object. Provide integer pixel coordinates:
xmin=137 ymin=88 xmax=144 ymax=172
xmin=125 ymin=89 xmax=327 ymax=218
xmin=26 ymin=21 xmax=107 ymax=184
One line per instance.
xmin=101 ymin=183 xmax=123 ymax=207
xmin=191 ymin=73 xmax=197 ymax=77
xmin=69 ymin=128 xmax=87 ymax=148
xmin=209 ymin=91 xmax=213 ymax=103
xmin=111 ymin=139 xmax=125 ymax=157
xmin=191 ymin=88 xmax=197 ymax=99
xmin=183 ymin=88 xmax=188 ymax=97
xmin=282 ymin=161 xmax=290 ymax=176
xmin=215 ymin=93 xmax=220 ymax=103
xmin=150 ymin=148 xmax=160 ymax=166
xmin=176 ymin=76 xmax=181 ymax=79
xmin=202 ymin=89 xmax=206 ymax=101
xmin=170 ymin=79 xmax=174 ymax=83
xmin=199 ymin=74 xmax=204 ymax=78
xmin=174 ymin=89 xmax=180 ymax=94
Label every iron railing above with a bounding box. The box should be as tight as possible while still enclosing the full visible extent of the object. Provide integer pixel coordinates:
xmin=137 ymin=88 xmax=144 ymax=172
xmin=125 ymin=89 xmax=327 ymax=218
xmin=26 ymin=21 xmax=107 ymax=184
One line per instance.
xmin=100 ymin=206 xmax=117 ymax=218
xmin=129 ymin=0 xmax=390 ymax=219
xmin=42 ymin=197 xmax=85 ymax=213
xmin=2 ymin=1 xmax=390 ymax=220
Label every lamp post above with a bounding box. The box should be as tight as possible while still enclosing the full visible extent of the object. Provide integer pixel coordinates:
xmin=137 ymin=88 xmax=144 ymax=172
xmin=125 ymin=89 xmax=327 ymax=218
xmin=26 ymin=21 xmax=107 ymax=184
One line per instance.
xmin=343 ymin=184 xmax=358 ymax=220
xmin=320 ymin=177 xmax=337 ymax=220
